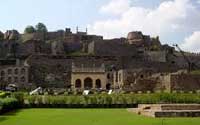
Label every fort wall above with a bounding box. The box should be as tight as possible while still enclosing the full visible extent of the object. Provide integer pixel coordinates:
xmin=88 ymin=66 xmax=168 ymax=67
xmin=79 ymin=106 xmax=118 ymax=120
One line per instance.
xmin=170 ymin=74 xmax=200 ymax=91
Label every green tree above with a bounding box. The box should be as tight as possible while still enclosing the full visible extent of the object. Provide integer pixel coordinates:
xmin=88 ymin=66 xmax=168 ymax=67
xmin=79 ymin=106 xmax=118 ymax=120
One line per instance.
xmin=35 ymin=23 xmax=48 ymax=33
xmin=24 ymin=25 xmax=36 ymax=34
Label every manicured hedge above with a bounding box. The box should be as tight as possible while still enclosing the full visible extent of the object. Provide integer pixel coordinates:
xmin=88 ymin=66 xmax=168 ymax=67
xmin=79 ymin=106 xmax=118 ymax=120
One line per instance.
xmin=23 ymin=93 xmax=200 ymax=108
xmin=0 ymin=98 xmax=19 ymax=114
xmin=0 ymin=93 xmax=198 ymax=113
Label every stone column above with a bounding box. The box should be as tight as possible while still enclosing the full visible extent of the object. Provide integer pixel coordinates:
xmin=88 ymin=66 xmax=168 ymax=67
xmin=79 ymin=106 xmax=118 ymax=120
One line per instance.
xmin=92 ymin=79 xmax=95 ymax=89
xmin=81 ymin=78 xmax=84 ymax=90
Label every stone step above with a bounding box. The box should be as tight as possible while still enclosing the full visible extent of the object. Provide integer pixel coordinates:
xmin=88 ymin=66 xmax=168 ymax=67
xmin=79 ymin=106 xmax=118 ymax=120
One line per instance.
xmin=155 ymin=110 xmax=200 ymax=117
xmin=135 ymin=104 xmax=200 ymax=117
xmin=138 ymin=104 xmax=200 ymax=111
xmin=161 ymin=104 xmax=200 ymax=110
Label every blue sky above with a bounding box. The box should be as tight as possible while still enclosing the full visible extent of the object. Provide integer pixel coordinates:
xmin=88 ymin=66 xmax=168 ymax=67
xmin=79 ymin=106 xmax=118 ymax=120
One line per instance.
xmin=0 ymin=0 xmax=105 ymax=32
xmin=0 ymin=0 xmax=166 ymax=32
xmin=0 ymin=0 xmax=200 ymax=52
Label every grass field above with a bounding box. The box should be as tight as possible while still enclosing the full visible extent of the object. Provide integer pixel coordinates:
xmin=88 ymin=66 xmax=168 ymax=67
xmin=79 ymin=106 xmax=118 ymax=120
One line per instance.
xmin=0 ymin=109 xmax=200 ymax=125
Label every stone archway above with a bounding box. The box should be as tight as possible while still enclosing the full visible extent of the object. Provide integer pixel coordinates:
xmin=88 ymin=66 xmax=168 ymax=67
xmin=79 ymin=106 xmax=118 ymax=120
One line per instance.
xmin=84 ymin=77 xmax=93 ymax=89
xmin=95 ymin=79 xmax=101 ymax=89
xmin=75 ymin=79 xmax=81 ymax=88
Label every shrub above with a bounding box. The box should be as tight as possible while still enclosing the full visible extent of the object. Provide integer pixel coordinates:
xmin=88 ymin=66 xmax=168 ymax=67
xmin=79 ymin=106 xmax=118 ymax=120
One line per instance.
xmin=0 ymin=98 xmax=19 ymax=114
xmin=0 ymin=91 xmax=11 ymax=98
xmin=11 ymin=92 xmax=24 ymax=105
xmin=0 ymin=92 xmax=6 ymax=98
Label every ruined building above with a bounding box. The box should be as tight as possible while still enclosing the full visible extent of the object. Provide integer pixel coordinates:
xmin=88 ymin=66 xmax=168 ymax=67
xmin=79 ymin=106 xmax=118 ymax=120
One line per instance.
xmin=0 ymin=59 xmax=29 ymax=89
xmin=71 ymin=63 xmax=109 ymax=90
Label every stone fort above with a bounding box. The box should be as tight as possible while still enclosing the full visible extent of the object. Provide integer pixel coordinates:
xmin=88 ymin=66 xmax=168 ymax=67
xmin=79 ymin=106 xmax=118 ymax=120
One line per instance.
xmin=0 ymin=27 xmax=200 ymax=92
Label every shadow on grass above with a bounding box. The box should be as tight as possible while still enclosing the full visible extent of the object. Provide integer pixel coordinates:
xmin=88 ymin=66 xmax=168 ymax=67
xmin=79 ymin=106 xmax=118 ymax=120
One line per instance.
xmin=0 ymin=117 xmax=8 ymax=122
xmin=0 ymin=109 xmax=22 ymax=122
xmin=3 ymin=109 xmax=22 ymax=116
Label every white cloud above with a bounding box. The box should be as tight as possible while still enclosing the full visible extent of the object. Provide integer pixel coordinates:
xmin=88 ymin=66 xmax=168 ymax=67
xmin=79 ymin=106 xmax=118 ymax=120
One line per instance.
xmin=181 ymin=31 xmax=200 ymax=53
xmin=88 ymin=0 xmax=200 ymax=44
xmin=100 ymin=0 xmax=131 ymax=15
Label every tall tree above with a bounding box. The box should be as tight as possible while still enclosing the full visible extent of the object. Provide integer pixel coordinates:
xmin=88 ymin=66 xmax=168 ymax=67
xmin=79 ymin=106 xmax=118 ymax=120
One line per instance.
xmin=35 ymin=23 xmax=48 ymax=33
xmin=24 ymin=25 xmax=36 ymax=34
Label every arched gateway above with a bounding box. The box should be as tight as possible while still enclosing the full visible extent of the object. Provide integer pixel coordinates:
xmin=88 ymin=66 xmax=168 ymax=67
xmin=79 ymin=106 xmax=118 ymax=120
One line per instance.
xmin=84 ymin=77 xmax=93 ymax=89
xmin=71 ymin=63 xmax=107 ymax=90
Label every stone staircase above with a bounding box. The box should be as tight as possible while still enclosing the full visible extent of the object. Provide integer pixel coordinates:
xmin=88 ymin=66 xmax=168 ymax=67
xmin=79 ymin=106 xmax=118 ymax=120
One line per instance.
xmin=131 ymin=104 xmax=200 ymax=117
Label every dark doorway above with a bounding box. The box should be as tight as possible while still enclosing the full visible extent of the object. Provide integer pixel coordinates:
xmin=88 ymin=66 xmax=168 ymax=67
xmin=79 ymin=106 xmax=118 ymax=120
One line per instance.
xmin=95 ymin=79 xmax=101 ymax=89
xmin=75 ymin=79 xmax=81 ymax=88
xmin=106 ymin=83 xmax=111 ymax=90
xmin=84 ymin=77 xmax=93 ymax=89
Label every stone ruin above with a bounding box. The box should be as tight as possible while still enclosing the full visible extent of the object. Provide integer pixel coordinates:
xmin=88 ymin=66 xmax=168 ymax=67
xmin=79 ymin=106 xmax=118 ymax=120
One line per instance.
xmin=0 ymin=27 xmax=200 ymax=91
xmin=130 ymin=104 xmax=200 ymax=117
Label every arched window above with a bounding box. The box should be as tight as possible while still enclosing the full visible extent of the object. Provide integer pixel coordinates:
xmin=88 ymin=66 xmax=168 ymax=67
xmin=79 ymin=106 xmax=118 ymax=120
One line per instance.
xmin=21 ymin=68 xmax=26 ymax=74
xmin=0 ymin=71 xmax=5 ymax=77
xmin=14 ymin=77 xmax=18 ymax=83
xmin=0 ymin=77 xmax=4 ymax=81
xmin=8 ymin=69 xmax=12 ymax=75
xmin=14 ymin=68 xmax=19 ymax=75
xmin=8 ymin=77 xmax=12 ymax=83
xmin=21 ymin=77 xmax=26 ymax=82
xmin=84 ymin=77 xmax=93 ymax=89
xmin=95 ymin=79 xmax=101 ymax=89
xmin=75 ymin=79 xmax=81 ymax=88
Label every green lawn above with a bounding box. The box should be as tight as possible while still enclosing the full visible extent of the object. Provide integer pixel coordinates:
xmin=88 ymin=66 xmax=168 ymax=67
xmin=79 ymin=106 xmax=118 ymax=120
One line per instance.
xmin=0 ymin=109 xmax=200 ymax=125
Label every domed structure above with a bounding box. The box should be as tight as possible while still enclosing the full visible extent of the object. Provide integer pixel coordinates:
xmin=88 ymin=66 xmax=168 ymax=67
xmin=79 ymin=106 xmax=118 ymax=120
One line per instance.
xmin=127 ymin=31 xmax=144 ymax=45
xmin=127 ymin=31 xmax=143 ymax=40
